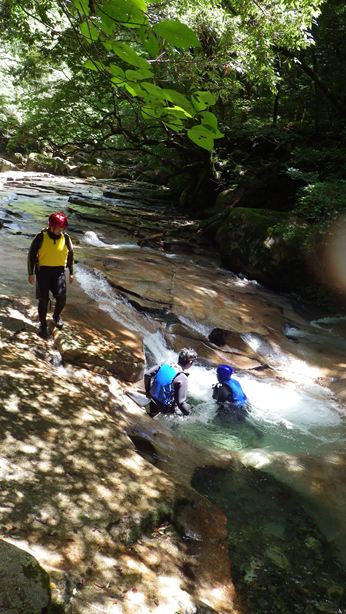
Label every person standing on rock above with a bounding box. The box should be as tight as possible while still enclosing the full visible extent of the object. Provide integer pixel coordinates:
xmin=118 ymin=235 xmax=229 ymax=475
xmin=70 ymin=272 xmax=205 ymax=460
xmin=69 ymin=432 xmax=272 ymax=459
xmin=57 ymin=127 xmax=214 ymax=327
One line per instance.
xmin=27 ymin=211 xmax=74 ymax=339
xmin=144 ymin=348 xmax=198 ymax=417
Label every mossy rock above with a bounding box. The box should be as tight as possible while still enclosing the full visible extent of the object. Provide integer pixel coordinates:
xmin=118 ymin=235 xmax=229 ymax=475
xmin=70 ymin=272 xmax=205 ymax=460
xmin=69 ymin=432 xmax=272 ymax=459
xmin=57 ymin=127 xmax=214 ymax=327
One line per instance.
xmin=78 ymin=163 xmax=114 ymax=179
xmin=0 ymin=157 xmax=18 ymax=172
xmin=0 ymin=540 xmax=51 ymax=613
xmin=215 ymin=207 xmax=309 ymax=289
xmin=25 ymin=153 xmax=68 ymax=175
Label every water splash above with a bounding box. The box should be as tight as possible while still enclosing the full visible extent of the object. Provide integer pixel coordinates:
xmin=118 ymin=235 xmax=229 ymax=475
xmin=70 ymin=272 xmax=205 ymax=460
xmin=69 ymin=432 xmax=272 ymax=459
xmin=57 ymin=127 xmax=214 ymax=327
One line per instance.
xmin=242 ymin=331 xmax=322 ymax=383
xmin=177 ymin=315 xmax=212 ymax=338
xmin=75 ymin=264 xmax=151 ymax=335
xmin=82 ymin=230 xmax=136 ymax=250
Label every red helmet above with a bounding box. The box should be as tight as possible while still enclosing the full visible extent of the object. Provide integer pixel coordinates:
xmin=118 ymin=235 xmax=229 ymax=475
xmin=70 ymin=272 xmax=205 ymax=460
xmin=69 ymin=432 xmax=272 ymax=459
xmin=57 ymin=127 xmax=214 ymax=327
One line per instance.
xmin=48 ymin=211 xmax=68 ymax=228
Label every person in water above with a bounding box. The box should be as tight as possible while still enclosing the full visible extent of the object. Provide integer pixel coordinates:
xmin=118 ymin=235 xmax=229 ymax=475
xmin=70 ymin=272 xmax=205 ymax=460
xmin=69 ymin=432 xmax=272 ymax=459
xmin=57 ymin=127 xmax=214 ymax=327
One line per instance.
xmin=28 ymin=211 xmax=74 ymax=339
xmin=144 ymin=348 xmax=198 ymax=418
xmin=212 ymin=364 xmax=248 ymax=420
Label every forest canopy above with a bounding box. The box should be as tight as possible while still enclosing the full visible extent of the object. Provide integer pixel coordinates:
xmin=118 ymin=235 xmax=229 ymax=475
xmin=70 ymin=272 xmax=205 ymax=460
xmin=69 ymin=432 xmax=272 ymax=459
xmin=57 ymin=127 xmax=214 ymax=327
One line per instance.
xmin=1 ymin=0 xmax=343 ymax=160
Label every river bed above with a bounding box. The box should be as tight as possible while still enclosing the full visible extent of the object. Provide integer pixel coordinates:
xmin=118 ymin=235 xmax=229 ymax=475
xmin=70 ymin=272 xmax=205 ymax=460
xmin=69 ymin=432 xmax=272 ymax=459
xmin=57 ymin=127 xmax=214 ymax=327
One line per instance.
xmin=1 ymin=171 xmax=346 ymax=612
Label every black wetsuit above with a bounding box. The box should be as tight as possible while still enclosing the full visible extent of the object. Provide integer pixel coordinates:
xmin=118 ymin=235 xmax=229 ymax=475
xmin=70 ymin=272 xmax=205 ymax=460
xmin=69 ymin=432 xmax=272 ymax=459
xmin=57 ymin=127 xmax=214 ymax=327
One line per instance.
xmin=212 ymin=381 xmax=249 ymax=421
xmin=28 ymin=229 xmax=74 ymax=327
xmin=144 ymin=363 xmax=191 ymax=417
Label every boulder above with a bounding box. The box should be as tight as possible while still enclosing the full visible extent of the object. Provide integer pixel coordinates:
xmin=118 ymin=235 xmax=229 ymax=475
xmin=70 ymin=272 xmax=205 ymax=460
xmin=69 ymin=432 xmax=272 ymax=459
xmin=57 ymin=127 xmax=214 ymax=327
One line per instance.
xmin=0 ymin=540 xmax=51 ymax=613
xmin=54 ymin=305 xmax=146 ymax=382
xmin=25 ymin=153 xmax=68 ymax=175
xmin=78 ymin=163 xmax=114 ymax=179
xmin=12 ymin=152 xmax=26 ymax=167
xmin=215 ymin=166 xmax=302 ymax=213
xmin=215 ymin=207 xmax=309 ymax=290
xmin=0 ymin=157 xmax=18 ymax=172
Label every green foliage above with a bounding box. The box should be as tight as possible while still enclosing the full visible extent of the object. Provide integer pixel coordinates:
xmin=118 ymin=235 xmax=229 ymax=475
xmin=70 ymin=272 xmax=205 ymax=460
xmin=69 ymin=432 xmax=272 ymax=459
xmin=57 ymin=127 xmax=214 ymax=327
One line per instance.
xmin=286 ymin=167 xmax=319 ymax=184
xmin=269 ymin=180 xmax=346 ymax=253
xmin=290 ymin=147 xmax=346 ymax=180
xmin=0 ymin=0 xmax=342 ymax=163
xmin=71 ymin=0 xmax=223 ymax=151
xmin=295 ymin=180 xmax=346 ymax=224
xmin=153 ymin=19 xmax=201 ymax=49
xmin=268 ymin=218 xmax=308 ymax=244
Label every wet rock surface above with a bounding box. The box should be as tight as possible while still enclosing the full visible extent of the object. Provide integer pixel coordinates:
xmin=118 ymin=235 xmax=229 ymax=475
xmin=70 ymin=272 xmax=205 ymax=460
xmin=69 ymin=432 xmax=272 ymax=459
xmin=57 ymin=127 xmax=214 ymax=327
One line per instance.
xmin=1 ymin=171 xmax=346 ymax=613
xmin=192 ymin=464 xmax=346 ymax=614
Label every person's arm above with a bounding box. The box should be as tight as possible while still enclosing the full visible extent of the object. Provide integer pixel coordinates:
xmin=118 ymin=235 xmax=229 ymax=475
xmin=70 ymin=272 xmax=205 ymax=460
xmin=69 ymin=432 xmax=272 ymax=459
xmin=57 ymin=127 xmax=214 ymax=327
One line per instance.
xmin=144 ymin=364 xmax=160 ymax=396
xmin=27 ymin=232 xmax=43 ymax=279
xmin=65 ymin=234 xmax=74 ymax=280
xmin=173 ymin=373 xmax=190 ymax=416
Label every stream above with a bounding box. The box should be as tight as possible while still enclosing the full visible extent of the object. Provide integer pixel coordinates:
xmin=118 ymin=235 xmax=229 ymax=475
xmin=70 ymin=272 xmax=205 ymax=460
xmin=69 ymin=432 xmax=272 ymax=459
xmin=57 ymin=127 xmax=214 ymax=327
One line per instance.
xmin=1 ymin=171 xmax=346 ymax=612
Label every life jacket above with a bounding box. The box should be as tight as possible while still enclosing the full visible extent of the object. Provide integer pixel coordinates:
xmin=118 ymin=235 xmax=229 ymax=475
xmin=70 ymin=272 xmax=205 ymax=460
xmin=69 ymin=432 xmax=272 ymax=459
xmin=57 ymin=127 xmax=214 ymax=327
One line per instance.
xmin=150 ymin=363 xmax=181 ymax=408
xmin=212 ymin=378 xmax=247 ymax=408
xmin=37 ymin=230 xmax=69 ymax=268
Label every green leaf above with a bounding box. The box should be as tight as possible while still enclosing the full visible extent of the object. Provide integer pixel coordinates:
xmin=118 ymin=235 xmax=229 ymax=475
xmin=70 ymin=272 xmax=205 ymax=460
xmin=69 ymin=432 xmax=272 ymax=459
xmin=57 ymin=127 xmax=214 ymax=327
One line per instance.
xmin=141 ymin=30 xmax=160 ymax=58
xmin=125 ymin=82 xmax=144 ymax=97
xmin=200 ymin=111 xmax=224 ymax=138
xmin=125 ymin=68 xmax=153 ymax=81
xmin=187 ymin=125 xmax=214 ymax=151
xmin=153 ymin=19 xmax=201 ymax=49
xmin=191 ymin=91 xmax=216 ymax=111
xmin=111 ymin=41 xmax=150 ymax=68
xmin=80 ymin=21 xmax=100 ymax=42
xmin=108 ymin=64 xmax=125 ymax=78
xmin=96 ymin=0 xmax=147 ymax=29
xmin=111 ymin=76 xmax=126 ymax=86
xmin=108 ymin=64 xmax=126 ymax=86
xmin=97 ymin=13 xmax=114 ymax=36
xmin=128 ymin=0 xmax=147 ymax=10
xmin=73 ymin=0 xmax=90 ymax=16
xmin=163 ymin=89 xmax=194 ymax=114
xmin=163 ymin=105 xmax=192 ymax=119
xmin=83 ymin=59 xmax=105 ymax=72
xmin=163 ymin=119 xmax=184 ymax=133
xmin=141 ymin=82 xmax=168 ymax=100
xmin=142 ymin=105 xmax=163 ymax=120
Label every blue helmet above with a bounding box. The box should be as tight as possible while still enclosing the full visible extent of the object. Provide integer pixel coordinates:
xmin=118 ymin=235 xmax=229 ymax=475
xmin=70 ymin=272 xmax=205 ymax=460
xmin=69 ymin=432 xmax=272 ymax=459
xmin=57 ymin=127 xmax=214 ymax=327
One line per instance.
xmin=217 ymin=364 xmax=233 ymax=382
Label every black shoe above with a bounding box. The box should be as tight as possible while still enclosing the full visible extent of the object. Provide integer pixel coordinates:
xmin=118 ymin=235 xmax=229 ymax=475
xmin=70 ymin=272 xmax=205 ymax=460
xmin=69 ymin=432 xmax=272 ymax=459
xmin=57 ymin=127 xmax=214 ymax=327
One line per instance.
xmin=53 ymin=316 xmax=63 ymax=330
xmin=38 ymin=324 xmax=48 ymax=339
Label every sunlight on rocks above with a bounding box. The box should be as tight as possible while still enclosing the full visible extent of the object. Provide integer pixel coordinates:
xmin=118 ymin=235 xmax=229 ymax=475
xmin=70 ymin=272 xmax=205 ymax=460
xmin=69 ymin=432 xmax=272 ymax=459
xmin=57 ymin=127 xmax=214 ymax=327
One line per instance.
xmin=157 ymin=575 xmax=194 ymax=610
xmin=7 ymin=307 xmax=33 ymax=324
xmin=3 ymin=394 xmax=20 ymax=412
xmin=119 ymin=454 xmax=146 ymax=471
xmin=18 ymin=443 xmax=38 ymax=455
xmin=195 ymin=286 xmax=218 ymax=297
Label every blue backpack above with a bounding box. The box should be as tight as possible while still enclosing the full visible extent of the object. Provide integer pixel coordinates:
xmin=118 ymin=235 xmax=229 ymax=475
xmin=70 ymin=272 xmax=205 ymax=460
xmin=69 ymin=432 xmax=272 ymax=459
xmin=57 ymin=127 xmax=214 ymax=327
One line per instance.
xmin=150 ymin=363 xmax=180 ymax=408
xmin=213 ymin=378 xmax=247 ymax=408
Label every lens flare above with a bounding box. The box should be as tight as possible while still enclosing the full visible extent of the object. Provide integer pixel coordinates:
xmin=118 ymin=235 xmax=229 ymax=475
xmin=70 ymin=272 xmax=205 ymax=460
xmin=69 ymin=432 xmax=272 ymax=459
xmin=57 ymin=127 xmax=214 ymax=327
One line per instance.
xmin=324 ymin=215 xmax=346 ymax=294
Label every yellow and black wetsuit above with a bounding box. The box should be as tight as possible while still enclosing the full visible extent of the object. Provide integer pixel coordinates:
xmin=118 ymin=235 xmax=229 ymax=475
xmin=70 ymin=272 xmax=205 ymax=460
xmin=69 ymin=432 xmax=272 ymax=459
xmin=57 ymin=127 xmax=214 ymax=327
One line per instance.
xmin=28 ymin=229 xmax=74 ymax=326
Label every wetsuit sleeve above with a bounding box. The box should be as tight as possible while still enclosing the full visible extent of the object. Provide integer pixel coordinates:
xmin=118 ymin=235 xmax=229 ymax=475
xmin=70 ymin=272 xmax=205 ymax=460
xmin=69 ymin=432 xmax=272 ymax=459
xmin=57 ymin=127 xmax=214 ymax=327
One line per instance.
xmin=173 ymin=372 xmax=190 ymax=416
xmin=27 ymin=232 xmax=43 ymax=275
xmin=65 ymin=234 xmax=74 ymax=274
xmin=144 ymin=364 xmax=160 ymax=396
